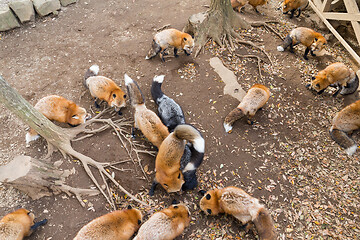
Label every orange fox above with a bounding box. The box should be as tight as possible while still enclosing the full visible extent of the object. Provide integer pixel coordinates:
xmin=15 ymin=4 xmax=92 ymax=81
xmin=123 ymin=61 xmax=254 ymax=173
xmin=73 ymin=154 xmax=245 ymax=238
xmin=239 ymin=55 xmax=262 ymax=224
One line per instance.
xmin=149 ymin=124 xmax=204 ymax=195
xmin=277 ymin=27 xmax=326 ymax=60
xmin=145 ymin=29 xmax=194 ymax=62
xmin=330 ymin=100 xmax=360 ymax=156
xmin=307 ymin=62 xmax=359 ymax=97
xmin=280 ymin=0 xmax=308 ymax=18
xmin=0 ymin=208 xmax=47 ymax=240
xmin=231 ymin=0 xmax=268 ymax=13
xmin=26 ymin=95 xmax=89 ymax=144
xmin=84 ymin=65 xmax=127 ymax=114
xmin=200 ymin=186 xmax=276 ymax=240
xmin=224 ymin=84 xmax=270 ymax=133
xmin=74 ymin=206 xmax=142 ymax=240
xmin=133 ymin=203 xmax=190 ymax=240
xmin=124 ymin=74 xmax=169 ymax=148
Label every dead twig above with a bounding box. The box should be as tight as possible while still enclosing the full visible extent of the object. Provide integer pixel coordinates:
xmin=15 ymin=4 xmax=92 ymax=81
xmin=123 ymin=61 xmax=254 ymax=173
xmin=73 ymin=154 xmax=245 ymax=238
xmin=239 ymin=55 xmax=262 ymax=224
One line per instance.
xmin=251 ymin=21 xmax=284 ymax=41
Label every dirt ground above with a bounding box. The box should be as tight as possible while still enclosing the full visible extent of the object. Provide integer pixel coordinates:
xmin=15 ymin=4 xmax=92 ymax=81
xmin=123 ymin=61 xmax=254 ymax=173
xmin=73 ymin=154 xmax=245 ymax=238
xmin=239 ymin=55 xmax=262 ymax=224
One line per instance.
xmin=0 ymin=0 xmax=359 ymax=239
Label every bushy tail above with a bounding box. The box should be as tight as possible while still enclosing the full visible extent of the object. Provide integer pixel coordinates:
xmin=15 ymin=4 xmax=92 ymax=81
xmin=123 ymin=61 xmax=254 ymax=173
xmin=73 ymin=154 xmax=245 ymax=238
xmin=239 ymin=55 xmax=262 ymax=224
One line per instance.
xmin=31 ymin=218 xmax=48 ymax=231
xmin=151 ymin=75 xmax=165 ymax=105
xmin=124 ymin=74 xmax=145 ymax=106
xmin=174 ymin=124 xmax=205 ymax=156
xmin=224 ymin=107 xmax=245 ymax=133
xmin=330 ymin=127 xmax=357 ymax=156
xmin=145 ymin=39 xmax=161 ymax=60
xmin=253 ymin=208 xmax=276 ymax=240
xmin=277 ymin=35 xmax=292 ymax=52
xmin=83 ymin=65 xmax=99 ymax=88
xmin=340 ymin=74 xmax=359 ymax=95
xmin=25 ymin=129 xmax=40 ymax=145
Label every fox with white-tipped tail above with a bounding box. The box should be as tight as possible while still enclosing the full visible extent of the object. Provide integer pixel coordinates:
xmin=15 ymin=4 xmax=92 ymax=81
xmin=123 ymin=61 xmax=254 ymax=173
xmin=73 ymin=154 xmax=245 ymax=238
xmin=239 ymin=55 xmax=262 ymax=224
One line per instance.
xmin=84 ymin=65 xmax=127 ymax=114
xmin=224 ymin=84 xmax=270 ymax=133
xmin=149 ymin=124 xmax=205 ymax=195
xmin=330 ymin=100 xmax=360 ymax=156
xmin=124 ymin=74 xmax=169 ymax=148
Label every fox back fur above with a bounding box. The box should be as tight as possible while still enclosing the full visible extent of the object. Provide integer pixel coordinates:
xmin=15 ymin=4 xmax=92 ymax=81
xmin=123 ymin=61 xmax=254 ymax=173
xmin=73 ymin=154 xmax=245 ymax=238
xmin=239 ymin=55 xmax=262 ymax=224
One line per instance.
xmin=330 ymin=99 xmax=360 ymax=156
xmin=125 ymin=74 xmax=169 ymax=148
xmin=200 ymin=186 xmax=276 ymax=240
xmin=133 ymin=203 xmax=190 ymax=240
xmin=74 ymin=207 xmax=142 ymax=240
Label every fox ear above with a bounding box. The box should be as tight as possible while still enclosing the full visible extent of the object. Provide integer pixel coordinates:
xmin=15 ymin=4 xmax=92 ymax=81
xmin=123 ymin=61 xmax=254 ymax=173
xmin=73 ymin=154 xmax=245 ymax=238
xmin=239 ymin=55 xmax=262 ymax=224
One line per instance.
xmin=199 ymin=190 xmax=206 ymax=196
xmin=127 ymin=205 xmax=132 ymax=209
xmin=183 ymin=37 xmax=187 ymax=41
xmin=316 ymin=83 xmax=320 ymax=88
xmin=312 ymin=76 xmax=315 ymax=80
xmin=315 ymin=38 xmax=318 ymax=41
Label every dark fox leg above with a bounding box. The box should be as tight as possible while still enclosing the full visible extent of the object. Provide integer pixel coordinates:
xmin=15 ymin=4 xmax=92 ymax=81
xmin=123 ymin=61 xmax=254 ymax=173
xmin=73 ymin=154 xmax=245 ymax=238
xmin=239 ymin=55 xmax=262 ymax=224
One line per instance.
xmin=174 ymin=48 xmax=179 ymax=58
xmin=310 ymin=49 xmax=316 ymax=56
xmin=94 ymin=98 xmax=101 ymax=108
xmin=290 ymin=9 xmax=295 ymax=18
xmin=296 ymin=8 xmax=302 ymax=17
xmin=159 ymin=48 xmax=167 ymax=62
xmin=149 ymin=180 xmax=158 ymax=196
xmin=303 ymin=47 xmax=310 ymax=60
xmin=332 ymin=87 xmax=341 ymax=97
xmin=31 ymin=219 xmax=48 ymax=231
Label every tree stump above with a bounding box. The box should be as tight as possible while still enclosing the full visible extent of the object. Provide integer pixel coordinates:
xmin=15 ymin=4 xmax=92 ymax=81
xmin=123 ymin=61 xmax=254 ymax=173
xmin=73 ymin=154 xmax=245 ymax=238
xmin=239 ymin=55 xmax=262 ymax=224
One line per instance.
xmin=0 ymin=156 xmax=98 ymax=205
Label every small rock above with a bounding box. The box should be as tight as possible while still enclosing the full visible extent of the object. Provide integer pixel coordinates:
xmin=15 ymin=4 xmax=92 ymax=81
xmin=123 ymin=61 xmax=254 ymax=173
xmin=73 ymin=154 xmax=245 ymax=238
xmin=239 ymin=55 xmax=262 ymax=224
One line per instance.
xmin=60 ymin=0 xmax=77 ymax=7
xmin=0 ymin=5 xmax=20 ymax=31
xmin=8 ymin=0 xmax=35 ymax=23
xmin=33 ymin=0 xmax=61 ymax=17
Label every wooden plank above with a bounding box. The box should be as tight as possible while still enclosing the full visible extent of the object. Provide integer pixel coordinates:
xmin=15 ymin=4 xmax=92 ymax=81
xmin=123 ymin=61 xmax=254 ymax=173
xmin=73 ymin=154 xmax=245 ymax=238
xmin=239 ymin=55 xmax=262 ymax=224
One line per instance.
xmin=323 ymin=12 xmax=360 ymax=21
xmin=308 ymin=0 xmax=360 ymax=65
xmin=321 ymin=0 xmax=333 ymax=11
xmin=314 ymin=0 xmax=323 ymax=8
xmin=343 ymin=0 xmax=360 ymax=47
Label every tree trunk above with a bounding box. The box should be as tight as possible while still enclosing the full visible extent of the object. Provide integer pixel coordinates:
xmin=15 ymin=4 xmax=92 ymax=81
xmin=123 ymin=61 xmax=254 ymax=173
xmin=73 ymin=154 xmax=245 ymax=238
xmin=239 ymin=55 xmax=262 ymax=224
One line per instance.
xmin=0 ymin=75 xmax=71 ymax=149
xmin=184 ymin=0 xmax=250 ymax=56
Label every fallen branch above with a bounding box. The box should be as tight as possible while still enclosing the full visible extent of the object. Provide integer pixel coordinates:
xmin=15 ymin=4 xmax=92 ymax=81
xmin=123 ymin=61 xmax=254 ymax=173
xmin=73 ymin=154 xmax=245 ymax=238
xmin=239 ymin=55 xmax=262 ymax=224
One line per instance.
xmin=234 ymin=39 xmax=273 ymax=66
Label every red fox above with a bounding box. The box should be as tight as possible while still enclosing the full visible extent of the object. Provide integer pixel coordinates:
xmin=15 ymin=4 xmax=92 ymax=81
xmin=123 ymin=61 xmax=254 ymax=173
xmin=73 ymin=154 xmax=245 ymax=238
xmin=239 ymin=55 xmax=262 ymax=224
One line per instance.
xmin=306 ymin=62 xmax=359 ymax=97
xmin=84 ymin=65 xmax=127 ymax=114
xmin=74 ymin=206 xmax=142 ymax=240
xmin=224 ymin=84 xmax=270 ymax=133
xmin=26 ymin=95 xmax=89 ymax=145
xmin=133 ymin=203 xmax=190 ymax=240
xmin=231 ymin=0 xmax=268 ymax=13
xmin=145 ymin=29 xmax=194 ymax=62
xmin=124 ymin=74 xmax=169 ymax=148
xmin=200 ymin=186 xmax=276 ymax=240
xmin=280 ymin=0 xmax=308 ymax=18
xmin=329 ymin=99 xmax=360 ymax=156
xmin=0 ymin=208 xmax=47 ymax=240
xmin=149 ymin=124 xmax=205 ymax=195
xmin=277 ymin=27 xmax=327 ymax=60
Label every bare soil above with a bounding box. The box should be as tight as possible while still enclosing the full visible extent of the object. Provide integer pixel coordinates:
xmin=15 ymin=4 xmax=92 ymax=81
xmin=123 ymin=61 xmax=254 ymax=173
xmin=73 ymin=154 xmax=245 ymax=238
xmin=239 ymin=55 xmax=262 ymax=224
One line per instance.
xmin=0 ymin=0 xmax=359 ymax=239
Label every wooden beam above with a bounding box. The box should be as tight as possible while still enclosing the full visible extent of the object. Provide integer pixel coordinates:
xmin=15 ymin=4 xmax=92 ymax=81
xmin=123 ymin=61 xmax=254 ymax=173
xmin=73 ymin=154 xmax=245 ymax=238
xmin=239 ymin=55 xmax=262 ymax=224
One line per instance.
xmin=343 ymin=0 xmax=360 ymax=47
xmin=321 ymin=0 xmax=333 ymax=11
xmin=323 ymin=12 xmax=360 ymax=21
xmin=308 ymin=0 xmax=360 ymax=65
xmin=313 ymin=0 xmax=323 ymax=8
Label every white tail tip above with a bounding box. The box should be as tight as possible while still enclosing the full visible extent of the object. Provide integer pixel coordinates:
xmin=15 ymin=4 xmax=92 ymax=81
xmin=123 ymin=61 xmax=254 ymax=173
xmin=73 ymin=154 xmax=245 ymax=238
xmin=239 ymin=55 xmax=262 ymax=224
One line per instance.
xmin=183 ymin=163 xmax=196 ymax=172
xmin=26 ymin=132 xmax=40 ymax=145
xmin=277 ymin=46 xmax=284 ymax=52
xmin=193 ymin=137 xmax=205 ymax=153
xmin=153 ymin=75 xmax=165 ymax=83
xmin=345 ymin=145 xmax=357 ymax=156
xmin=124 ymin=74 xmax=134 ymax=86
xmin=223 ymin=123 xmax=233 ymax=133
xmin=145 ymin=56 xmax=150 ymax=60
xmin=89 ymin=65 xmax=99 ymax=75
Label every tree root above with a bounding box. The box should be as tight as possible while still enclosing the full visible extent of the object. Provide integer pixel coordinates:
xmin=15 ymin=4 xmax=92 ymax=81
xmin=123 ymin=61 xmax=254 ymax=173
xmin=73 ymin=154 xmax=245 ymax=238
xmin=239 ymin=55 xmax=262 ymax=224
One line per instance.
xmin=250 ymin=21 xmax=284 ymax=41
xmin=235 ymin=53 xmax=263 ymax=79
